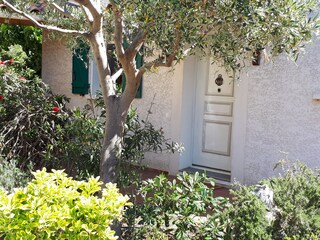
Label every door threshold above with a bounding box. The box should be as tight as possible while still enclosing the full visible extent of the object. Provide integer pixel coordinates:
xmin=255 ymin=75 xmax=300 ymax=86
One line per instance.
xmin=180 ymin=166 xmax=231 ymax=186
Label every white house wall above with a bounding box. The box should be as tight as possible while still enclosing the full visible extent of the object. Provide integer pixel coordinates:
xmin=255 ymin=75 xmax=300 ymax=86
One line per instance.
xmin=135 ymin=41 xmax=320 ymax=183
xmin=41 ymin=32 xmax=320 ymax=184
xmin=132 ymin=69 xmax=177 ymax=172
xmin=42 ymin=31 xmax=89 ymax=109
xmin=242 ymin=39 xmax=320 ymax=184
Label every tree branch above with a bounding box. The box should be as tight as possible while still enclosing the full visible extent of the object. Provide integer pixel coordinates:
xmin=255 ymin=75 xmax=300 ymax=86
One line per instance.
xmin=136 ymin=55 xmax=175 ymax=81
xmin=51 ymin=2 xmax=73 ymax=18
xmin=73 ymin=0 xmax=102 ymax=33
xmin=2 ymin=0 xmax=88 ymax=37
xmin=111 ymin=68 xmax=123 ymax=82
xmin=73 ymin=0 xmax=100 ymax=18
xmin=80 ymin=4 xmax=94 ymax=26
xmin=136 ymin=29 xmax=181 ymax=80
xmin=109 ymin=1 xmax=126 ymax=65
xmin=125 ymin=30 xmax=147 ymax=61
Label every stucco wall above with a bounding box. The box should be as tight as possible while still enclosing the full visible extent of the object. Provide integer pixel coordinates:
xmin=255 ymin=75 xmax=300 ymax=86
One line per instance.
xmin=132 ymin=40 xmax=320 ymax=181
xmin=133 ymin=69 xmax=176 ymax=172
xmin=41 ymin=32 xmax=320 ymax=183
xmin=42 ymin=31 xmax=89 ymax=109
xmin=41 ymin=33 xmax=177 ymax=172
xmin=242 ymin=40 xmax=320 ymax=184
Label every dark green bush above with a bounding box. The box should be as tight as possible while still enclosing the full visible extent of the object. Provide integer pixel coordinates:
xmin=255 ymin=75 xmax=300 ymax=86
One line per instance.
xmin=268 ymin=161 xmax=320 ymax=239
xmin=224 ymin=185 xmax=271 ymax=240
xmin=0 ymin=24 xmax=42 ymax=75
xmin=123 ymin=172 xmax=229 ymax=240
xmin=44 ymin=108 xmax=103 ymax=179
xmin=0 ymin=45 xmax=102 ymax=179
xmin=225 ymin=161 xmax=320 ymax=240
xmin=0 ymin=45 xmax=182 ymax=184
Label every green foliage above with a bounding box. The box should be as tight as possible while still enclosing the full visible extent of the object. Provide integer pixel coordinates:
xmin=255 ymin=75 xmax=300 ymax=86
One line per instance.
xmin=117 ymin=0 xmax=319 ymax=70
xmin=0 ymin=168 xmax=129 ymax=239
xmin=117 ymin=107 xmax=184 ymax=187
xmin=123 ymin=163 xmax=320 ymax=239
xmin=4 ymin=0 xmax=318 ymax=72
xmin=0 ymin=24 xmax=42 ymax=75
xmin=45 ymin=108 xmax=103 ymax=180
xmin=0 ymin=45 xmax=181 ymax=182
xmin=0 ymin=45 xmax=102 ymax=179
xmin=204 ymin=0 xmax=320 ymax=68
xmin=224 ymin=185 xmax=271 ymax=240
xmin=268 ymin=161 xmax=320 ymax=239
xmin=0 ymin=45 xmax=68 ymax=166
xmin=94 ymin=93 xmax=183 ymax=187
xmin=124 ymin=172 xmax=229 ymax=240
xmin=225 ymin=161 xmax=320 ymax=240
xmin=0 ymin=157 xmax=31 ymax=193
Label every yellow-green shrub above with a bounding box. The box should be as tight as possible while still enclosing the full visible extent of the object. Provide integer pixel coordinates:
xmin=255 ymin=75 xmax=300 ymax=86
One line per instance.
xmin=0 ymin=169 xmax=129 ymax=239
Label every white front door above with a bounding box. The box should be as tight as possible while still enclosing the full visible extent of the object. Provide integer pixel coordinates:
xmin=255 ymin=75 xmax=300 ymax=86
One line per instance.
xmin=192 ymin=58 xmax=234 ymax=175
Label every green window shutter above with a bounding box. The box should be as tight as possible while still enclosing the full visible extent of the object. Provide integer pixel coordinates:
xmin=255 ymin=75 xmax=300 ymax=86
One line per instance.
xmin=135 ymin=52 xmax=143 ymax=98
xmin=72 ymin=46 xmax=89 ymax=95
xmin=122 ymin=41 xmax=143 ymax=98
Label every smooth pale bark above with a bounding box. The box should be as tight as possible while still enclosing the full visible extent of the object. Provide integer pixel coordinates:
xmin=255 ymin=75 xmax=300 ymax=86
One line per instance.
xmin=2 ymin=0 xmax=164 ymax=184
xmin=100 ymin=99 xmax=124 ymax=183
xmin=88 ymin=29 xmax=140 ymax=183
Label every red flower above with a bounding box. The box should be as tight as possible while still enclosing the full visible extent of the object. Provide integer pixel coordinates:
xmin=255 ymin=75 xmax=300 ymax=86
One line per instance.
xmin=52 ymin=107 xmax=60 ymax=112
xmin=0 ymin=61 xmax=4 ymax=65
xmin=0 ymin=96 xmax=4 ymax=100
xmin=8 ymin=59 xmax=14 ymax=65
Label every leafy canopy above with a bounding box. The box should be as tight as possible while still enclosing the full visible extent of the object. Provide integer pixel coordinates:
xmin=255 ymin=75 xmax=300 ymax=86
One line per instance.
xmin=1 ymin=0 xmax=319 ymax=70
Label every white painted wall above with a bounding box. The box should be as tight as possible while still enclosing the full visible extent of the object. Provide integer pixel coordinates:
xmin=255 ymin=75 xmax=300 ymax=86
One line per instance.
xmin=132 ymin=68 xmax=177 ymax=172
xmin=41 ymin=33 xmax=320 ymax=184
xmin=42 ymin=31 xmax=89 ymax=110
xmin=136 ymin=40 xmax=320 ymax=183
xmin=241 ymin=40 xmax=320 ymax=184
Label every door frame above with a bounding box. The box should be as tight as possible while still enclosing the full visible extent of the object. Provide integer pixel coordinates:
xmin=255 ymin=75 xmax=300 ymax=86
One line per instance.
xmin=169 ymin=56 xmax=248 ymax=184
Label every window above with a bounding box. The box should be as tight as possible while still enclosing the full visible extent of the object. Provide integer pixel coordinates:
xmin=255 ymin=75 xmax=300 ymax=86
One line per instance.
xmin=72 ymin=46 xmax=90 ymax=95
xmin=72 ymin=44 xmax=143 ymax=98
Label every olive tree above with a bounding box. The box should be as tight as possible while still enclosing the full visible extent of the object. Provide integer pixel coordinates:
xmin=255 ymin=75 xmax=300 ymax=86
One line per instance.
xmin=1 ymin=0 xmax=319 ymax=183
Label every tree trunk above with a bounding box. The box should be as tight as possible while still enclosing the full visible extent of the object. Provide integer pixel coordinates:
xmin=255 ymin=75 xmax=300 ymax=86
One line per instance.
xmin=88 ymin=31 xmax=140 ymax=184
xmin=99 ymin=97 xmax=126 ymax=184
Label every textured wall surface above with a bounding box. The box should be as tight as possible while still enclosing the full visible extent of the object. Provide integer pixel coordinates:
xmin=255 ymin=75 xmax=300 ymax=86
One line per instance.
xmin=42 ymin=32 xmax=88 ymax=109
xmin=133 ymin=69 xmax=176 ymax=172
xmin=41 ymin=32 xmax=320 ymax=182
xmin=243 ymin=40 xmax=320 ymax=184
xmin=42 ymin=33 xmax=176 ymax=172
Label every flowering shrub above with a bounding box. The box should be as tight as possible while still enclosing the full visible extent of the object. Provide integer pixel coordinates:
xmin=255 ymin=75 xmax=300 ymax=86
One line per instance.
xmin=0 ymin=45 xmax=102 ymax=179
xmin=0 ymin=45 xmax=67 ymax=166
xmin=0 ymin=169 xmax=129 ymax=239
xmin=1 ymin=45 xmax=181 ymax=184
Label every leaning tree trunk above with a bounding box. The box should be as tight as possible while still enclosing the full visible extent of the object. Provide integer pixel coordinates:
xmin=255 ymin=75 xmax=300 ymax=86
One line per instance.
xmin=99 ymin=97 xmax=126 ymax=184
xmin=89 ymin=29 xmax=141 ymax=184
xmin=99 ymin=88 xmax=137 ymax=184
xmin=99 ymin=79 xmax=139 ymax=184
